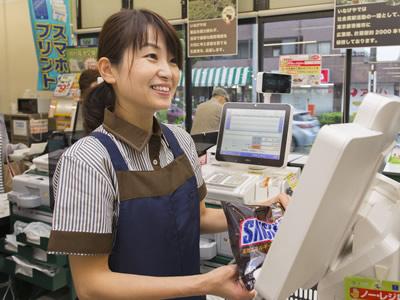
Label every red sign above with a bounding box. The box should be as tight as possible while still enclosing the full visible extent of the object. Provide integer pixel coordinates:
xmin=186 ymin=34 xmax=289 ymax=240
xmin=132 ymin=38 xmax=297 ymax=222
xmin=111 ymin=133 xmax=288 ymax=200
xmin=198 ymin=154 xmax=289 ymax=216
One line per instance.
xmin=320 ymin=69 xmax=330 ymax=84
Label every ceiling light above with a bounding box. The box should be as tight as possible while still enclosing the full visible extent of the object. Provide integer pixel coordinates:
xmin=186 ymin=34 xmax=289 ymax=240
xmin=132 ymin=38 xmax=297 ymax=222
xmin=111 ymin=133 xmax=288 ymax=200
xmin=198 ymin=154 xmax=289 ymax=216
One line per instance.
xmin=264 ymin=40 xmax=317 ymax=47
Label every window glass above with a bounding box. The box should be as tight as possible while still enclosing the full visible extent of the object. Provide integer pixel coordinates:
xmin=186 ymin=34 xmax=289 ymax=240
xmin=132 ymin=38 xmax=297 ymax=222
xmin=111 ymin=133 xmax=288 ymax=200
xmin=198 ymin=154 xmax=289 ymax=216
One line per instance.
xmin=262 ymin=16 xmax=344 ymax=153
xmin=319 ymin=42 xmax=331 ymax=55
xmin=281 ymin=38 xmax=297 ymax=55
xmin=350 ymin=46 xmax=400 ymax=121
xmin=190 ymin=23 xmax=257 ymax=110
xmin=305 ymin=43 xmax=318 ymax=54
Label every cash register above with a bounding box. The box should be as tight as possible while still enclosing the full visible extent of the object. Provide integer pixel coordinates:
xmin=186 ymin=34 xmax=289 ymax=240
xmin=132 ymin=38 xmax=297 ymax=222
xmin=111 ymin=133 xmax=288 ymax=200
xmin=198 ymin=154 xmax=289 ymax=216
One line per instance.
xmin=202 ymin=102 xmax=299 ymax=205
xmin=199 ymin=102 xmax=300 ymax=260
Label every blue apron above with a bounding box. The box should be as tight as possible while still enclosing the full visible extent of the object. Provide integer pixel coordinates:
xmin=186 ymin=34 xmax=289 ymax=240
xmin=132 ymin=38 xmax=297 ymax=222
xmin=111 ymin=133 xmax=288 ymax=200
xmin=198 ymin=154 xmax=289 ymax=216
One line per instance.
xmin=91 ymin=124 xmax=204 ymax=300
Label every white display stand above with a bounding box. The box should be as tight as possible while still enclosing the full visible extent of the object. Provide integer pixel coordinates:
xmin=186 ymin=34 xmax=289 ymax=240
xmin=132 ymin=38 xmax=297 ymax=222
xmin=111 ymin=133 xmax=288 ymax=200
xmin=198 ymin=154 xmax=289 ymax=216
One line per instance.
xmin=255 ymin=93 xmax=400 ymax=300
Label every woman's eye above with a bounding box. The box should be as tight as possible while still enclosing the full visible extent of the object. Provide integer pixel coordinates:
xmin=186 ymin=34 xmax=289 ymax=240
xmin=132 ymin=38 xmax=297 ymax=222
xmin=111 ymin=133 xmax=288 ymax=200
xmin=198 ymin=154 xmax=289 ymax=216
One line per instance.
xmin=146 ymin=53 xmax=157 ymax=60
xmin=170 ymin=58 xmax=177 ymax=64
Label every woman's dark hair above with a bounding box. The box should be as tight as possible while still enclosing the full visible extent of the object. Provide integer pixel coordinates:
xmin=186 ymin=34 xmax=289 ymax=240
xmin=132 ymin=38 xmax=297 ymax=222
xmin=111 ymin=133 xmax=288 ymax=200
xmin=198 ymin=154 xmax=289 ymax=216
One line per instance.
xmin=79 ymin=69 xmax=100 ymax=99
xmin=83 ymin=9 xmax=183 ymax=133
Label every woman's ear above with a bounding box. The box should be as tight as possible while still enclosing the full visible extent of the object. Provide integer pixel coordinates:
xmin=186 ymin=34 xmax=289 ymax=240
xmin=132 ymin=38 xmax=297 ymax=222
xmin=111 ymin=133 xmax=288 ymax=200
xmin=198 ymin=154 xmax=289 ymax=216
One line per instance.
xmin=98 ymin=57 xmax=116 ymax=84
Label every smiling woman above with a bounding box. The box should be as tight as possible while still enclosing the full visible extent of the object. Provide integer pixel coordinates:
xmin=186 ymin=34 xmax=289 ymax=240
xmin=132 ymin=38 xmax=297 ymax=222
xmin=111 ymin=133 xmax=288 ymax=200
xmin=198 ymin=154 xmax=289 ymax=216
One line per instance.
xmin=47 ymin=8 xmax=257 ymax=300
xmin=81 ymin=9 xmax=183 ymax=133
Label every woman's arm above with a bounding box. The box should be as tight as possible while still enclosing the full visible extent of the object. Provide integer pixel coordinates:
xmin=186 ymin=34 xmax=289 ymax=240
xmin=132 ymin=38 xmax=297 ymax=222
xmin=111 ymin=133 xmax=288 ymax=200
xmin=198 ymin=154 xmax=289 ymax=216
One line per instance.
xmin=199 ymin=200 xmax=227 ymax=234
xmin=69 ymin=255 xmax=255 ymax=300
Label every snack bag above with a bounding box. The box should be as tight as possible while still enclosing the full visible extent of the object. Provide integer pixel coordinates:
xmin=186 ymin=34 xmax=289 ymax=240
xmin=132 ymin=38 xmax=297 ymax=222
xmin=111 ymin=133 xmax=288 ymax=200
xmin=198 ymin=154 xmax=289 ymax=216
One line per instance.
xmin=221 ymin=201 xmax=285 ymax=290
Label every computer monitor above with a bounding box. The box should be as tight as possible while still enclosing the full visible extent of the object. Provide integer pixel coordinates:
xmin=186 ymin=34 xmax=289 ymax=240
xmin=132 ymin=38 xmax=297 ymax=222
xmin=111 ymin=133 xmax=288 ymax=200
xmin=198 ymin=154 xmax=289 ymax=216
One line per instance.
xmin=255 ymin=93 xmax=400 ymax=300
xmin=256 ymin=72 xmax=292 ymax=94
xmin=215 ymin=103 xmax=292 ymax=168
xmin=71 ymin=101 xmax=85 ymax=142
xmin=191 ymin=131 xmax=218 ymax=157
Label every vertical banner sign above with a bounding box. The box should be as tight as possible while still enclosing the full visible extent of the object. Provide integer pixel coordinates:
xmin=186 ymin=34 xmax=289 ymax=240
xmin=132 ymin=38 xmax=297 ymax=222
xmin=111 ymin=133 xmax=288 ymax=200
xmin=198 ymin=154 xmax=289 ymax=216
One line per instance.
xmin=334 ymin=0 xmax=400 ymax=48
xmin=279 ymin=54 xmax=322 ymax=86
xmin=188 ymin=0 xmax=238 ymax=57
xmin=28 ymin=0 xmax=72 ymax=90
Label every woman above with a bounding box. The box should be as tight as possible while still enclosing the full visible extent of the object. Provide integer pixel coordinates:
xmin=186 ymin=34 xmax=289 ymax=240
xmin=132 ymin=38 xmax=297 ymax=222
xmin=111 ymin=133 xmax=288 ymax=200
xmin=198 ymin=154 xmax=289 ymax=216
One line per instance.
xmin=48 ymin=9 xmax=287 ymax=300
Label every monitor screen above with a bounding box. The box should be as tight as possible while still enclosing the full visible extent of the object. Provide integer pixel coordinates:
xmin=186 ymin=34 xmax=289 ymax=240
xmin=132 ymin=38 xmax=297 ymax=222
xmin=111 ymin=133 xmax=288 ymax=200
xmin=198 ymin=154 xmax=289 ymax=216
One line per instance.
xmin=215 ymin=103 xmax=292 ymax=168
xmin=73 ymin=102 xmax=84 ymax=132
xmin=191 ymin=131 xmax=218 ymax=157
xmin=18 ymin=98 xmax=38 ymax=114
xmin=71 ymin=102 xmax=85 ymax=142
xmin=262 ymin=73 xmax=292 ymax=94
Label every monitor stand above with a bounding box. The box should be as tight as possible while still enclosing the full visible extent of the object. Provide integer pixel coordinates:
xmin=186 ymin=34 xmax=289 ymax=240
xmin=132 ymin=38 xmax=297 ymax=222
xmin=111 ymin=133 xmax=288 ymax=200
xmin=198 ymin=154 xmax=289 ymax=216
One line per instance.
xmin=247 ymin=165 xmax=267 ymax=174
xmin=263 ymin=93 xmax=272 ymax=103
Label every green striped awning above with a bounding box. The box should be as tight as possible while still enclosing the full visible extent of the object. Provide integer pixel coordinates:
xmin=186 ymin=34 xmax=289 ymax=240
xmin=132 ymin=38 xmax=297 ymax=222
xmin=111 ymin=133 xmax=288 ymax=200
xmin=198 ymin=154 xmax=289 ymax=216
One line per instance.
xmin=179 ymin=67 xmax=252 ymax=87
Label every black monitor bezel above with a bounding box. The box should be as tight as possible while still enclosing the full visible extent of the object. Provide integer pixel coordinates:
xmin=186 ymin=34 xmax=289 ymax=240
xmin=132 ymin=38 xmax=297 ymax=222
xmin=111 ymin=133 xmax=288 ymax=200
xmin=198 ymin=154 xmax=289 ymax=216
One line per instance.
xmin=215 ymin=102 xmax=291 ymax=167
xmin=262 ymin=73 xmax=292 ymax=94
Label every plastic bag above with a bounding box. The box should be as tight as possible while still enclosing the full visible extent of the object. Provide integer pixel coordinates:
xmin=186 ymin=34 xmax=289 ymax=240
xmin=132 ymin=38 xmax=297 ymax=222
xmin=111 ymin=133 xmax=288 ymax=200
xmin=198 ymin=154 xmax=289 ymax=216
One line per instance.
xmin=221 ymin=201 xmax=284 ymax=290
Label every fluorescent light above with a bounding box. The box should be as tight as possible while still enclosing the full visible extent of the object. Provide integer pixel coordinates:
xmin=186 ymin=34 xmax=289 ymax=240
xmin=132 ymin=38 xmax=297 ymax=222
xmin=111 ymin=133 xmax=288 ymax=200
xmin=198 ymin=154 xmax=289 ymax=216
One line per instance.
xmin=264 ymin=40 xmax=317 ymax=47
xmin=292 ymin=25 xmax=332 ymax=31
xmin=293 ymin=83 xmax=334 ymax=88
xmin=321 ymin=54 xmax=345 ymax=57
xmin=383 ymin=67 xmax=400 ymax=70
xmin=386 ymin=72 xmax=400 ymax=75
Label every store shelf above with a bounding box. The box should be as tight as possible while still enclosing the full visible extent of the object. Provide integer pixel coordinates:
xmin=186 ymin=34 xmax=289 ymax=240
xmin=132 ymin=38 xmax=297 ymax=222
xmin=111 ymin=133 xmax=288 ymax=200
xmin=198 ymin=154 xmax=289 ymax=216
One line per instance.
xmin=0 ymin=238 xmax=18 ymax=256
xmin=17 ymin=244 xmax=67 ymax=266
xmin=16 ymin=233 xmax=49 ymax=251
xmin=0 ymin=256 xmax=68 ymax=291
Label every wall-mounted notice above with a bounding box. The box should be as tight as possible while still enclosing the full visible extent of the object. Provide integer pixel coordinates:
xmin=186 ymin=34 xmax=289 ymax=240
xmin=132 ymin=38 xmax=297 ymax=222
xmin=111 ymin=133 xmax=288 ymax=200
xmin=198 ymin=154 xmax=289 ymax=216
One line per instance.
xmin=334 ymin=0 xmax=400 ymax=48
xmin=279 ymin=54 xmax=322 ymax=86
xmin=188 ymin=0 xmax=238 ymax=57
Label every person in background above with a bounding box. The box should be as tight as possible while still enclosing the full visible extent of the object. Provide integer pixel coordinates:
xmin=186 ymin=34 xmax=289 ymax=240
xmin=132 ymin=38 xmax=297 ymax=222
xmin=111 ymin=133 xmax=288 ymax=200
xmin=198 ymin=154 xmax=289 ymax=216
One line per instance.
xmin=191 ymin=87 xmax=229 ymax=135
xmin=77 ymin=69 xmax=101 ymax=134
xmin=0 ymin=116 xmax=9 ymax=163
xmin=0 ymin=115 xmax=27 ymax=163
xmin=78 ymin=68 xmax=100 ymax=100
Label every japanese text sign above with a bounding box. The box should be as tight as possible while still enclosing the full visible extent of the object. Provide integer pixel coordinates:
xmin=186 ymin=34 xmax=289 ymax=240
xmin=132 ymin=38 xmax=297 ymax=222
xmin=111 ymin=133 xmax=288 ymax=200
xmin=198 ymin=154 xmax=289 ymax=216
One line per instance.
xmin=345 ymin=276 xmax=400 ymax=300
xmin=28 ymin=0 xmax=72 ymax=90
xmin=334 ymin=0 xmax=400 ymax=48
xmin=279 ymin=54 xmax=322 ymax=86
xmin=188 ymin=0 xmax=238 ymax=57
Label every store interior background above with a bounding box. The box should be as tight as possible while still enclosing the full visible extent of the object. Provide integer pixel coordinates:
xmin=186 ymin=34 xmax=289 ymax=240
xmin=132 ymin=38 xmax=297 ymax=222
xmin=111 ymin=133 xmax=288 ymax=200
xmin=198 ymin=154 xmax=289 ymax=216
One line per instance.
xmin=1 ymin=0 xmax=399 ymax=152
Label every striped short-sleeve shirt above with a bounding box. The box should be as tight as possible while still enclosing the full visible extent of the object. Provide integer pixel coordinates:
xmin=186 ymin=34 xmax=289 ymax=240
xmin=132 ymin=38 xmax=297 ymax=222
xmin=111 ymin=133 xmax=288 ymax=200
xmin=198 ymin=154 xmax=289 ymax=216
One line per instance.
xmin=48 ymin=109 xmax=207 ymax=255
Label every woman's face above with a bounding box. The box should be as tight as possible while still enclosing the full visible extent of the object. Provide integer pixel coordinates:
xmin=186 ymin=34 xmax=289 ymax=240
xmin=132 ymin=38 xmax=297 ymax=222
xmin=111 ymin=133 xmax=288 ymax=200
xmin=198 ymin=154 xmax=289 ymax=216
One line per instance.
xmin=112 ymin=26 xmax=180 ymax=115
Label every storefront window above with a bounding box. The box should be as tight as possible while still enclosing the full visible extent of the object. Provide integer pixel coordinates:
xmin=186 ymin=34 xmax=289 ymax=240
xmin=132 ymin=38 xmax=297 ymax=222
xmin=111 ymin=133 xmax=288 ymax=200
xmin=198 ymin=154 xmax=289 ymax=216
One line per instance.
xmin=350 ymin=46 xmax=400 ymax=120
xmin=262 ymin=14 xmax=345 ymax=152
xmin=189 ymin=22 xmax=258 ymax=114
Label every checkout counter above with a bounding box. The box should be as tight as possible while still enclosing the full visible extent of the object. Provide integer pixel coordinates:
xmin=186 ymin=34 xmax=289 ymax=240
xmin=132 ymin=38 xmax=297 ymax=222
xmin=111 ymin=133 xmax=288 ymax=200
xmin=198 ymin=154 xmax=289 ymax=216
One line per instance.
xmin=0 ymin=140 xmax=74 ymax=298
xmin=198 ymin=102 xmax=300 ymax=261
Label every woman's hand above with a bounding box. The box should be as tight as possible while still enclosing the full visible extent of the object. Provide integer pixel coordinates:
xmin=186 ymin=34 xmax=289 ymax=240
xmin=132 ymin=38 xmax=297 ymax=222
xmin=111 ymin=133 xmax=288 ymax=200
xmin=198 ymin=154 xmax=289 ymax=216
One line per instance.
xmin=205 ymin=265 xmax=256 ymax=300
xmin=256 ymin=193 xmax=291 ymax=210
